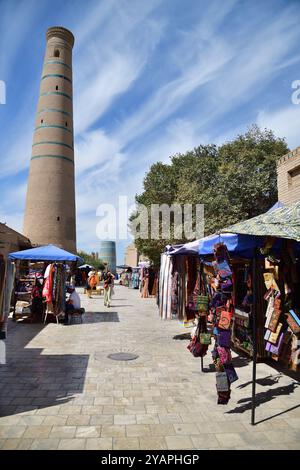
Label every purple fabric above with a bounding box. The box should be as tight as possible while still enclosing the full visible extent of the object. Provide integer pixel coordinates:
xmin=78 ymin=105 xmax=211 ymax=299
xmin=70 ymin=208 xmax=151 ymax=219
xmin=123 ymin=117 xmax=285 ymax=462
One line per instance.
xmin=224 ymin=363 xmax=238 ymax=383
xmin=268 ymin=333 xmax=284 ymax=355
xmin=218 ymin=329 xmax=231 ymax=348
xmin=217 ymin=346 xmax=232 ymax=364
xmin=265 ymin=341 xmax=272 ymax=352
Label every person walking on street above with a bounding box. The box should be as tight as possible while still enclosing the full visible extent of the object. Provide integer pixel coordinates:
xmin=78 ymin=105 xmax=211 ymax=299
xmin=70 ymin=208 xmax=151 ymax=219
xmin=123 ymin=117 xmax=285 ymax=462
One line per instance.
xmin=86 ymin=271 xmax=97 ymax=298
xmin=103 ymin=270 xmax=114 ymax=307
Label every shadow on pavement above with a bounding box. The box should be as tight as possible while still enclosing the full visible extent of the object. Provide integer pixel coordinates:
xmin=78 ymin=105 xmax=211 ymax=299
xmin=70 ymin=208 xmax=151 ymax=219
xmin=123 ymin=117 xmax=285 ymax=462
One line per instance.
xmin=109 ymin=305 xmax=133 ymax=308
xmin=237 ymin=373 xmax=283 ymax=389
xmin=173 ymin=333 xmax=191 ymax=340
xmin=0 ymin=319 xmax=89 ymax=417
xmin=226 ymin=381 xmax=300 ymax=416
xmin=87 ymin=312 xmax=119 ymax=322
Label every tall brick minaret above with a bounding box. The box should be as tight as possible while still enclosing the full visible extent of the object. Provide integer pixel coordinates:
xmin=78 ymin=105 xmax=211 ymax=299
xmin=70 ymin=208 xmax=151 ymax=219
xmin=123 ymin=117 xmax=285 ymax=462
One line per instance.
xmin=23 ymin=26 xmax=76 ymax=253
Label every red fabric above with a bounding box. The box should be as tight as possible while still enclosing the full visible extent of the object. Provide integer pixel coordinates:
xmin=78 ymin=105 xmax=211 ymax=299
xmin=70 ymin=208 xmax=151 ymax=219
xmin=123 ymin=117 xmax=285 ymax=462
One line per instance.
xmin=42 ymin=264 xmax=53 ymax=302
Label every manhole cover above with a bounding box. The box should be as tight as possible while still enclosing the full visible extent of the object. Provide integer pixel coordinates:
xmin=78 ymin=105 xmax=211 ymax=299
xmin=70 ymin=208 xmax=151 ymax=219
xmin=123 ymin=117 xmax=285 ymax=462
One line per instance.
xmin=107 ymin=352 xmax=139 ymax=361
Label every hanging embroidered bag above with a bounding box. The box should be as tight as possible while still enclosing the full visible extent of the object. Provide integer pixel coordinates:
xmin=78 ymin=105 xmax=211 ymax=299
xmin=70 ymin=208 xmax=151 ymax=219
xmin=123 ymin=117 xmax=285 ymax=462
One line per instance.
xmin=223 ymin=363 xmax=238 ymax=383
xmin=218 ymin=310 xmax=233 ymax=330
xmin=199 ymin=333 xmax=212 ymax=345
xmin=216 ymin=372 xmax=229 ymax=392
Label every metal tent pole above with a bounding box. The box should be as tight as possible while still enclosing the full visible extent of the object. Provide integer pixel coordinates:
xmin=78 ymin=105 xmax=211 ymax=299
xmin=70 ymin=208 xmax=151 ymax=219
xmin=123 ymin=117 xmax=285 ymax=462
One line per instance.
xmin=251 ymin=250 xmax=258 ymax=425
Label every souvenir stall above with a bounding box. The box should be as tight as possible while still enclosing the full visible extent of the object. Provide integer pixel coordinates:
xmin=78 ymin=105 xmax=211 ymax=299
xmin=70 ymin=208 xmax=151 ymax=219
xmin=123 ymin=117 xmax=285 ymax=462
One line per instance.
xmin=9 ymin=244 xmax=82 ymax=325
xmin=199 ymin=233 xmax=265 ymax=358
xmin=160 ymin=207 xmax=300 ymax=412
xmin=0 ymin=223 xmax=31 ymax=338
xmin=224 ymin=205 xmax=300 ymax=368
xmin=13 ymin=261 xmax=46 ymax=322
xmin=221 ymin=200 xmax=300 ymax=423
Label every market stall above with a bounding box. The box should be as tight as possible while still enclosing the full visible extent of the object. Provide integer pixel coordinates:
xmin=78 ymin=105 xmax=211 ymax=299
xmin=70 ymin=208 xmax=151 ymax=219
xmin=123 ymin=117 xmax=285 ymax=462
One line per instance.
xmin=224 ymin=200 xmax=300 ymax=423
xmin=159 ymin=202 xmax=300 ymax=417
xmin=8 ymin=244 xmax=82 ymax=325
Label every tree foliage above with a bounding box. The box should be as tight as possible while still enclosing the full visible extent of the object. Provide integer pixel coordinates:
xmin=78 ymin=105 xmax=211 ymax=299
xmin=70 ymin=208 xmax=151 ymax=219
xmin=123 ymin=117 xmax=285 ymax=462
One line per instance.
xmin=77 ymin=250 xmax=106 ymax=270
xmin=130 ymin=126 xmax=288 ymax=264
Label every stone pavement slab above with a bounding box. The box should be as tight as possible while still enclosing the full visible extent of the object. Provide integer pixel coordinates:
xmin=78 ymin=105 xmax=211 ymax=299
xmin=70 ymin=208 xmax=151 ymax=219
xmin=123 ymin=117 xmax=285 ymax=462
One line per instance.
xmin=0 ymin=286 xmax=299 ymax=450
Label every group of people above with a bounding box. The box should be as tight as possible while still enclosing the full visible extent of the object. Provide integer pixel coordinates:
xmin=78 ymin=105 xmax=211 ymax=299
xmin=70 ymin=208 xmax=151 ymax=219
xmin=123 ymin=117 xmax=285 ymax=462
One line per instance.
xmin=63 ymin=269 xmax=115 ymax=325
xmin=85 ymin=269 xmax=115 ymax=308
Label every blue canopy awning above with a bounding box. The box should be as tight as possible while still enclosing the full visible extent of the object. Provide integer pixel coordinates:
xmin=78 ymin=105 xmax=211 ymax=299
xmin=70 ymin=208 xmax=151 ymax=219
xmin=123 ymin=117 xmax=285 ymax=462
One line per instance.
xmin=198 ymin=233 xmax=262 ymax=257
xmin=165 ymin=239 xmax=199 ymax=256
xmin=9 ymin=244 xmax=83 ymax=262
xmin=164 ymin=202 xmax=291 ymax=258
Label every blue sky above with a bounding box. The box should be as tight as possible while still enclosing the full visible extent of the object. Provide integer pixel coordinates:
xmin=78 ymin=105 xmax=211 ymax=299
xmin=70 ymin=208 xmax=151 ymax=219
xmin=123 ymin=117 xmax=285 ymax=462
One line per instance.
xmin=0 ymin=0 xmax=300 ymax=263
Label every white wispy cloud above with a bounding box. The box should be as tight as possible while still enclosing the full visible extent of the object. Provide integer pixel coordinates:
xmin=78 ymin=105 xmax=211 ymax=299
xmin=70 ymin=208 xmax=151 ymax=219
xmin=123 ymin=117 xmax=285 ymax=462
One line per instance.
xmin=1 ymin=0 xmax=300 ymax=263
xmin=73 ymin=0 xmax=164 ymax=134
xmin=74 ymin=50 xmax=149 ymax=135
xmin=0 ymin=123 xmax=33 ymax=178
xmin=0 ymin=0 xmax=46 ymax=81
xmin=257 ymin=104 xmax=300 ymax=150
xmin=197 ymin=3 xmax=300 ymax=129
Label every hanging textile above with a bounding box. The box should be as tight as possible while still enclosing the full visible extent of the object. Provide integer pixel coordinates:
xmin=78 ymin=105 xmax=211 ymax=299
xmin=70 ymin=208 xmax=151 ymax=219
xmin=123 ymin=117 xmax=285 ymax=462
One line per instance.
xmin=132 ymin=272 xmax=139 ymax=289
xmin=0 ymin=255 xmax=7 ymax=320
xmin=159 ymin=254 xmax=173 ymax=319
xmin=210 ymin=242 xmax=238 ymax=405
xmin=0 ymin=260 xmax=16 ymax=339
xmin=42 ymin=263 xmax=54 ymax=303
xmin=185 ymin=257 xmax=200 ymax=322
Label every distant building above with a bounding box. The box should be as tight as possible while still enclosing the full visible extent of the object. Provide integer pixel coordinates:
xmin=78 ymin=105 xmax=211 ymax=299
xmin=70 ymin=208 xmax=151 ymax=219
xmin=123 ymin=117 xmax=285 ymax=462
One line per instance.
xmin=277 ymin=146 xmax=300 ymax=204
xmin=124 ymin=244 xmax=150 ymax=267
xmin=99 ymin=241 xmax=116 ymax=274
xmin=0 ymin=223 xmax=31 ymax=259
xmin=124 ymin=244 xmax=138 ymax=267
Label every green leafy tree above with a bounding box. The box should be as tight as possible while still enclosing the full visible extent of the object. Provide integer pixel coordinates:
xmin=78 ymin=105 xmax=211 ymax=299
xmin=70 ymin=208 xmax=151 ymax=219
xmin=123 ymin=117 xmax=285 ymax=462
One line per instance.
xmin=77 ymin=250 xmax=106 ymax=270
xmin=130 ymin=126 xmax=288 ymax=264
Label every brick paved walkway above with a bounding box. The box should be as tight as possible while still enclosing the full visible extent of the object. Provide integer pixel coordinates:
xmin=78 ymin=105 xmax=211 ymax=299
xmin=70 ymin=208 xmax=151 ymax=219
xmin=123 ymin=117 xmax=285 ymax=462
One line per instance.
xmin=0 ymin=286 xmax=300 ymax=450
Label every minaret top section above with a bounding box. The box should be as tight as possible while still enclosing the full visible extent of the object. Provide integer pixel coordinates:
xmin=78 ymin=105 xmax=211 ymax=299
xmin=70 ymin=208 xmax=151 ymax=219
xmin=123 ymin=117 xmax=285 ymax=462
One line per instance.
xmin=46 ymin=26 xmax=75 ymax=48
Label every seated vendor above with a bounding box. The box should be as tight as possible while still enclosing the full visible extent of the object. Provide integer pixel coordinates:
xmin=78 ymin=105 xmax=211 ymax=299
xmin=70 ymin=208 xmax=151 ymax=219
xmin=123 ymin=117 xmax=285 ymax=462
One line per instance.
xmin=64 ymin=285 xmax=81 ymax=324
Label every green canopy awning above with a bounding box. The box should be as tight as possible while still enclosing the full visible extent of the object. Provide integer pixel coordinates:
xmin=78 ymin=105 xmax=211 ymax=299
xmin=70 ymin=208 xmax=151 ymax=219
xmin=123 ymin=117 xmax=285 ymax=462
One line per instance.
xmin=223 ymin=200 xmax=300 ymax=242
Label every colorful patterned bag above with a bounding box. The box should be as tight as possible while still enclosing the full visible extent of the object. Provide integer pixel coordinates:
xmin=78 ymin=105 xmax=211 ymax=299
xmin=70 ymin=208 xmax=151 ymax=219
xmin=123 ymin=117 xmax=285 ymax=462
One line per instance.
xmin=199 ymin=333 xmax=212 ymax=345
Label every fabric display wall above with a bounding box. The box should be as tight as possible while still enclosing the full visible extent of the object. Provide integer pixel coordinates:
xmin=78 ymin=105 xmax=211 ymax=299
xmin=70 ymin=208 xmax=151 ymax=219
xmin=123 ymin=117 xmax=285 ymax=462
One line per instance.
xmin=131 ymin=270 xmax=140 ymax=289
xmin=13 ymin=264 xmax=45 ymax=322
xmin=262 ymin=239 xmax=300 ymax=371
xmin=159 ymin=253 xmax=202 ymax=323
xmin=229 ymin=260 xmax=267 ymax=358
xmin=186 ymin=265 xmax=211 ymax=358
xmin=159 ymin=254 xmax=173 ymax=319
xmin=0 ymin=258 xmax=15 ymax=339
xmin=43 ymin=263 xmax=66 ymax=317
xmin=230 ymin=263 xmax=253 ymax=356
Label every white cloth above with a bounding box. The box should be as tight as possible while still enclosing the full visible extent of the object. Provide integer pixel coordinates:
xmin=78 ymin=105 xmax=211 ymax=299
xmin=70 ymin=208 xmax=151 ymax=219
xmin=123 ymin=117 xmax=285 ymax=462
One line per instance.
xmin=44 ymin=264 xmax=52 ymax=279
xmin=69 ymin=290 xmax=81 ymax=309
